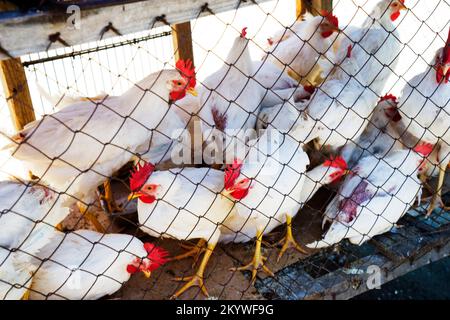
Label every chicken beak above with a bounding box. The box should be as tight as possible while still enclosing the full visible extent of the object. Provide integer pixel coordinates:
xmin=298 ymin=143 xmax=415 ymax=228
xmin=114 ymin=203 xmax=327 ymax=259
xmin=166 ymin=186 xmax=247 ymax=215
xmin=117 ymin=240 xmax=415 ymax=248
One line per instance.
xmin=443 ymin=65 xmax=450 ymax=76
xmin=332 ymin=25 xmax=341 ymax=33
xmin=221 ymin=189 xmax=233 ymax=197
xmin=128 ymin=192 xmax=140 ymax=201
xmin=398 ymin=2 xmax=407 ymax=11
xmin=186 ymin=87 xmax=198 ymax=97
xmin=142 ymin=270 xmax=151 ymax=278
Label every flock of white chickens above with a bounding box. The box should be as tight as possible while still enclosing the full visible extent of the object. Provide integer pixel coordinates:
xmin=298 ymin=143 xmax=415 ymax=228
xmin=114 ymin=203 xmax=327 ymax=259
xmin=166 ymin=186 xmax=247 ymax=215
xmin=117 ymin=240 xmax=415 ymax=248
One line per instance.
xmin=0 ymin=0 xmax=449 ymax=300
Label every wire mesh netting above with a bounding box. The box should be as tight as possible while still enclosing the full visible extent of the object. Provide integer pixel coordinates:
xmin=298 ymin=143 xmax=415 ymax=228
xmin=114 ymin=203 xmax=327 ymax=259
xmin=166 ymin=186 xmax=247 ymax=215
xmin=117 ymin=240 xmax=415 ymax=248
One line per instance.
xmin=0 ymin=0 xmax=449 ymax=300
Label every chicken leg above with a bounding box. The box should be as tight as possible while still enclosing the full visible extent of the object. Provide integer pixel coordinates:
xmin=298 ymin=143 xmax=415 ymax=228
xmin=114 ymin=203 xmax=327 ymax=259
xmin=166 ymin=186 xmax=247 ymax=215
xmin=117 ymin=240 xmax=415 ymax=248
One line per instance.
xmin=22 ymin=289 xmax=30 ymax=300
xmin=426 ymin=163 xmax=450 ymax=216
xmin=276 ymin=214 xmax=307 ymax=262
xmin=77 ymin=202 xmax=106 ymax=233
xmin=171 ymin=239 xmax=206 ymax=266
xmin=230 ymin=229 xmax=274 ymax=284
xmin=171 ymin=242 xmax=216 ymax=299
xmin=100 ymin=180 xmax=123 ymax=213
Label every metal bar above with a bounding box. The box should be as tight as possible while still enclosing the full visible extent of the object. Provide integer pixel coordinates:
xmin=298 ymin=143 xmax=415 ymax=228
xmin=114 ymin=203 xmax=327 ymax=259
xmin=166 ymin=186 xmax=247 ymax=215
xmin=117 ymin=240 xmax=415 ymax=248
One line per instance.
xmin=22 ymin=30 xmax=172 ymax=67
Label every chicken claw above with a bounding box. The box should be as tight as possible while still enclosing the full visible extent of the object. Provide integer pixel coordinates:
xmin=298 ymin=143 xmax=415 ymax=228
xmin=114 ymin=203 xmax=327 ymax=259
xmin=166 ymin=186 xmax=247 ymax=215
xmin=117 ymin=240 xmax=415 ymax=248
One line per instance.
xmin=230 ymin=229 xmax=274 ymax=284
xmin=77 ymin=202 xmax=106 ymax=233
xmin=171 ymin=239 xmax=206 ymax=267
xmin=100 ymin=180 xmax=123 ymax=213
xmin=171 ymin=242 xmax=215 ymax=299
xmin=276 ymin=214 xmax=307 ymax=262
xmin=426 ymin=165 xmax=450 ymax=217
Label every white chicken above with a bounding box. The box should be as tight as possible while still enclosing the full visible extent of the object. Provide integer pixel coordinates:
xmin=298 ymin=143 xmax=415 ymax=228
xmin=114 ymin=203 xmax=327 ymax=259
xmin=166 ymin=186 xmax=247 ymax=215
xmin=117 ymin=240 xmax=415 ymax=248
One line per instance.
xmin=127 ymin=162 xmax=237 ymax=298
xmin=0 ymin=179 xmax=69 ymax=249
xmin=264 ymin=11 xmax=340 ymax=85
xmin=37 ymin=71 xmax=200 ymax=169
xmin=28 ymin=229 xmax=168 ymax=300
xmin=198 ymin=27 xmax=263 ymax=138
xmin=308 ymin=143 xmax=433 ymax=248
xmin=220 ymin=154 xmax=348 ymax=262
xmin=253 ymin=59 xmax=315 ymax=107
xmin=291 ymin=0 xmax=406 ymax=151
xmin=397 ymin=27 xmax=450 ymax=215
xmin=339 ymin=94 xmax=408 ymax=169
xmin=2 ymin=62 xmax=197 ymax=229
xmin=221 ymin=128 xmax=309 ymax=280
xmin=0 ymin=222 xmax=56 ymax=300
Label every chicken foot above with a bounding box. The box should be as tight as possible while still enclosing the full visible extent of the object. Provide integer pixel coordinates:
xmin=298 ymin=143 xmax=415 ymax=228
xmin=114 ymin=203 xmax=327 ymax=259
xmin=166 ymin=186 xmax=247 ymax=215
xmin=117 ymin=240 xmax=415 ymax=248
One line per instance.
xmin=77 ymin=202 xmax=106 ymax=233
xmin=171 ymin=242 xmax=216 ymax=299
xmin=170 ymin=239 xmax=206 ymax=267
xmin=426 ymin=163 xmax=450 ymax=216
xmin=230 ymin=229 xmax=274 ymax=284
xmin=22 ymin=289 xmax=30 ymax=300
xmin=100 ymin=180 xmax=123 ymax=213
xmin=275 ymin=214 xmax=307 ymax=262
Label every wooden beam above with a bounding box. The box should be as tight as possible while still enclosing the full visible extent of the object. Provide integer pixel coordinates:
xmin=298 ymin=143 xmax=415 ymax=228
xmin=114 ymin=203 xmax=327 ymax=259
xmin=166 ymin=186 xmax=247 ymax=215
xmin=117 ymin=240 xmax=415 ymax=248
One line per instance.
xmin=0 ymin=57 xmax=35 ymax=130
xmin=296 ymin=0 xmax=306 ymax=18
xmin=171 ymin=21 xmax=194 ymax=63
xmin=311 ymin=0 xmax=333 ymax=14
xmin=0 ymin=0 xmax=274 ymax=60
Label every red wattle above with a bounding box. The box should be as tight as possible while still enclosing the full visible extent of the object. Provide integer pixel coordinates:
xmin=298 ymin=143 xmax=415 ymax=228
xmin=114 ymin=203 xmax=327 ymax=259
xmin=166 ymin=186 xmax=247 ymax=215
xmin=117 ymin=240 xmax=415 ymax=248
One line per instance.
xmin=126 ymin=264 xmax=139 ymax=274
xmin=140 ymin=194 xmax=156 ymax=204
xmin=321 ymin=31 xmax=333 ymax=39
xmin=169 ymin=89 xmax=186 ymax=102
xmin=390 ymin=11 xmax=400 ymax=21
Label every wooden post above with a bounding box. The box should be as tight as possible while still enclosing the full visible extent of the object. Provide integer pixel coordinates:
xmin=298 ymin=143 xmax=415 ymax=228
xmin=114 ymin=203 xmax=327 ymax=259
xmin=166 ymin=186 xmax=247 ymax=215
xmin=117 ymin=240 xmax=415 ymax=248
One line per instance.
xmin=0 ymin=57 xmax=35 ymax=130
xmin=311 ymin=0 xmax=333 ymax=13
xmin=296 ymin=0 xmax=306 ymax=18
xmin=171 ymin=21 xmax=195 ymax=63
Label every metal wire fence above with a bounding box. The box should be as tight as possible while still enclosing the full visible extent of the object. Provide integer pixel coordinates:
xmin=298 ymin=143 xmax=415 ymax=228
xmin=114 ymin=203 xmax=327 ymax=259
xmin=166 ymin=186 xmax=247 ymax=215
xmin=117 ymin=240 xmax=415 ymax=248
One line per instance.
xmin=0 ymin=0 xmax=449 ymax=300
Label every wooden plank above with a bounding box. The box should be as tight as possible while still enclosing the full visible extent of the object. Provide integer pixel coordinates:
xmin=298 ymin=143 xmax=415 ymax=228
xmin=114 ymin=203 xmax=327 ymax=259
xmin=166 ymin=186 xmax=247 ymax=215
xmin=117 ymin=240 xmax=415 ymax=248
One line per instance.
xmin=0 ymin=0 xmax=273 ymax=60
xmin=0 ymin=57 xmax=35 ymax=130
xmin=171 ymin=21 xmax=194 ymax=63
xmin=295 ymin=0 xmax=306 ymax=18
xmin=310 ymin=0 xmax=333 ymax=14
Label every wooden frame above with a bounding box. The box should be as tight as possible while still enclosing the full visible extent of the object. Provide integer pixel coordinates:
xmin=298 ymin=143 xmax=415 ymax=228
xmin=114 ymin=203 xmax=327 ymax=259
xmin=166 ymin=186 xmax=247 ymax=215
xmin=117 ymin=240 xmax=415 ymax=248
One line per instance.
xmin=0 ymin=0 xmax=273 ymax=60
xmin=172 ymin=21 xmax=194 ymax=63
xmin=0 ymin=57 xmax=35 ymax=130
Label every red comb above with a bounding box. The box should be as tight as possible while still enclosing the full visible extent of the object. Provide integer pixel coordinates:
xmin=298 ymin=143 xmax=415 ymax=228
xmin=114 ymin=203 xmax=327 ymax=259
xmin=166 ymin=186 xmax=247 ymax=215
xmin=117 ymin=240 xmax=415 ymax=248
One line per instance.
xmin=413 ymin=143 xmax=434 ymax=157
xmin=380 ymin=93 xmax=398 ymax=102
xmin=443 ymin=27 xmax=450 ymax=64
xmin=303 ymin=85 xmax=316 ymax=94
xmin=320 ymin=10 xmax=339 ymax=28
xmin=129 ymin=162 xmax=155 ymax=191
xmin=385 ymin=106 xmax=402 ymax=122
xmin=240 ymin=27 xmax=248 ymax=39
xmin=176 ymin=59 xmax=196 ymax=89
xmin=323 ymin=156 xmax=348 ymax=171
xmin=224 ymin=159 xmax=243 ymax=189
xmin=144 ymin=243 xmax=169 ymax=271
xmin=399 ymin=0 xmax=405 ymax=3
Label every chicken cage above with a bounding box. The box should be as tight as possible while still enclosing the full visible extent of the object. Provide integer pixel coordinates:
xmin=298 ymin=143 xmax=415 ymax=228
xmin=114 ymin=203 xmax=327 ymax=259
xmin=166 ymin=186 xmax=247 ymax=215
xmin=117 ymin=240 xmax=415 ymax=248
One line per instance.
xmin=0 ymin=0 xmax=449 ymax=300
